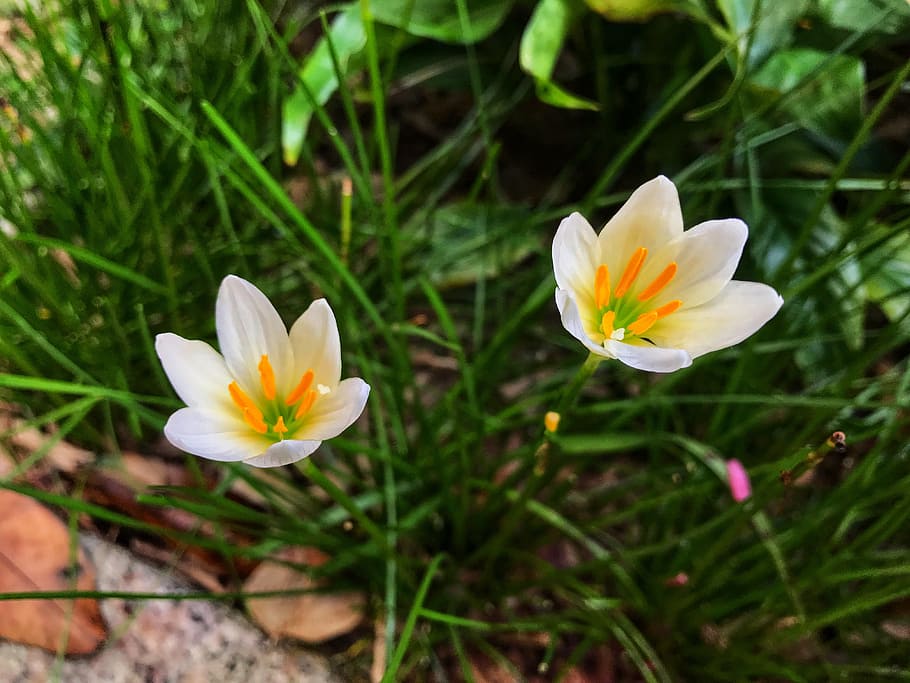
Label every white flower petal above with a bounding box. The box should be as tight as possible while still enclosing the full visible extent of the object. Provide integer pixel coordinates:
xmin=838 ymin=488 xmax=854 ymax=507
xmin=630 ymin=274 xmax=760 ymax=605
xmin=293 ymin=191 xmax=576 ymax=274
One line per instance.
xmin=552 ymin=212 xmax=598 ymax=309
xmin=605 ymin=339 xmax=692 ymax=373
xmin=155 ymin=333 xmax=234 ymax=411
xmin=164 ymin=407 xmax=266 ymax=462
xmin=651 ymin=281 xmax=783 ymax=358
xmin=597 ymin=176 xmax=683 ymax=278
xmin=244 ymin=439 xmax=322 ymax=468
xmin=215 ymin=275 xmax=292 ymax=398
xmin=649 ymin=219 xmax=748 ymax=308
xmin=556 ymin=289 xmax=612 ymax=358
xmin=296 ymin=378 xmax=370 ymax=441
xmin=288 ymin=298 xmax=341 ymax=388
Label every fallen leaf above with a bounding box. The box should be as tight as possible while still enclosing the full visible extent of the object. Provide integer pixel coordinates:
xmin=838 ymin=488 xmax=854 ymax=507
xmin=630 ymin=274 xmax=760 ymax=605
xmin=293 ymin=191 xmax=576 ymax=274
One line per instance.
xmin=119 ymin=451 xmax=191 ymax=488
xmin=0 ymin=444 xmax=14 ymax=478
xmin=9 ymin=422 xmax=94 ymax=473
xmin=371 ymin=616 xmax=386 ymax=683
xmin=244 ymin=547 xmax=365 ymax=643
xmin=882 ymin=620 xmax=910 ymax=641
xmin=0 ymin=490 xmax=106 ymax=654
xmin=129 ymin=539 xmax=226 ymax=594
xmin=468 ymin=651 xmax=517 ymax=683
xmin=228 ymin=467 xmax=300 ymax=508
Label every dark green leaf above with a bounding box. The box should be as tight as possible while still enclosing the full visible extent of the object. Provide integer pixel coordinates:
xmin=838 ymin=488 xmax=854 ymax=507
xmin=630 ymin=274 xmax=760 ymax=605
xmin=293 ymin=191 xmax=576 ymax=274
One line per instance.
xmin=520 ymin=0 xmax=599 ymax=110
xmin=716 ymin=0 xmax=808 ymax=68
xmin=864 ymin=232 xmax=910 ymax=325
xmin=282 ymin=6 xmax=366 ymax=166
xmin=813 ymin=0 xmax=910 ymax=35
xmin=422 ymin=203 xmax=540 ymax=287
xmin=750 ymin=48 xmax=865 ymax=141
xmin=371 ymin=0 xmax=515 ymax=43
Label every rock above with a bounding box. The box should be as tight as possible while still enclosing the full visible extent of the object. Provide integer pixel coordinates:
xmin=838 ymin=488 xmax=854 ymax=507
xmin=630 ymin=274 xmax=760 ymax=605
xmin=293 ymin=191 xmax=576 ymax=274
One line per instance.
xmin=0 ymin=535 xmax=340 ymax=683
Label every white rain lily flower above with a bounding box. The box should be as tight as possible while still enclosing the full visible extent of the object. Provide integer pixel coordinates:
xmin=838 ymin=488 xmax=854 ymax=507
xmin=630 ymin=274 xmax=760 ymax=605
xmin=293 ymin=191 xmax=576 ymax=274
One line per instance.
xmin=553 ymin=176 xmax=783 ymax=373
xmin=155 ymin=275 xmax=370 ymax=467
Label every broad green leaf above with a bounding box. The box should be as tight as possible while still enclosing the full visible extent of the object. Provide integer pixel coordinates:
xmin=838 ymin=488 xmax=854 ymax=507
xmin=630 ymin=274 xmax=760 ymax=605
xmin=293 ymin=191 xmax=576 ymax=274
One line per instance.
xmin=584 ymin=0 xmax=675 ymax=21
xmin=282 ymin=6 xmax=366 ymax=166
xmin=816 ymin=216 xmax=865 ymax=352
xmin=763 ymin=189 xmax=865 ymax=351
xmin=422 ymin=203 xmax=540 ymax=287
xmin=370 ymin=0 xmax=515 ymax=43
xmin=813 ymin=0 xmax=910 ymax=35
xmin=750 ymin=48 xmax=864 ymax=142
xmin=282 ymin=0 xmax=514 ymax=165
xmin=716 ymin=0 xmax=808 ymax=68
xmin=864 ymin=232 xmax=910 ymax=326
xmin=534 ymin=77 xmax=600 ymax=110
xmin=520 ymin=0 xmax=598 ymax=111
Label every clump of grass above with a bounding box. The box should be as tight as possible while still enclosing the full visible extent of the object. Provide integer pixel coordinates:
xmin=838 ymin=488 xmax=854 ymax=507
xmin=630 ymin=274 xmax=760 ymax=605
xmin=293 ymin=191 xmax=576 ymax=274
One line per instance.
xmin=1 ymin=0 xmax=909 ymax=680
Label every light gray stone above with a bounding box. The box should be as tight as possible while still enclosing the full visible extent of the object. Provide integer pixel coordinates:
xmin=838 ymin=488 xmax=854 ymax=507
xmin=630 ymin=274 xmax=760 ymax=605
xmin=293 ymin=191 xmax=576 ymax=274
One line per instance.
xmin=0 ymin=535 xmax=341 ymax=683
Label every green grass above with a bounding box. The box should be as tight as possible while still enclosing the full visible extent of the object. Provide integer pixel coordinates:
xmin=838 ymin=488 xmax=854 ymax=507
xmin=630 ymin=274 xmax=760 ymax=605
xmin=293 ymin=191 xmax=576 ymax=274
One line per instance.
xmin=2 ymin=0 xmax=910 ymax=680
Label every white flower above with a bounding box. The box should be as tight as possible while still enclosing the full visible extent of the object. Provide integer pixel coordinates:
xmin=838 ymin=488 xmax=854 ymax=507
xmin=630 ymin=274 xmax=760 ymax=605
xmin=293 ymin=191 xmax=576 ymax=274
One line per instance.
xmin=155 ymin=275 xmax=370 ymax=467
xmin=553 ymin=176 xmax=783 ymax=373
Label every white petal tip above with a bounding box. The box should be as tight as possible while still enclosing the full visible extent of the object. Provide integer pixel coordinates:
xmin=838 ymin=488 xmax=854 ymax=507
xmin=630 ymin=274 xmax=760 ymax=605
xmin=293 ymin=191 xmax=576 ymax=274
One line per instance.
xmin=556 ymin=212 xmax=594 ymax=233
xmin=245 ymin=439 xmax=322 ymax=468
xmin=154 ymin=332 xmax=177 ymax=354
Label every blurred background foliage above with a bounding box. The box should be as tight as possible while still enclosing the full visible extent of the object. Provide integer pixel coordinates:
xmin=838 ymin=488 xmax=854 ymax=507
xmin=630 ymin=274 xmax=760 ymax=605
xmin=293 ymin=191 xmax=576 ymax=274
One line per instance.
xmin=1 ymin=0 xmax=909 ymax=680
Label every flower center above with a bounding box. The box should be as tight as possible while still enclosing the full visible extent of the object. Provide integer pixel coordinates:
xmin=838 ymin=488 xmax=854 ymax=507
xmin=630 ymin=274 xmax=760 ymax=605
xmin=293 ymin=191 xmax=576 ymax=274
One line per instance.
xmin=594 ymin=247 xmax=682 ymax=343
xmin=227 ymin=354 xmax=329 ymax=441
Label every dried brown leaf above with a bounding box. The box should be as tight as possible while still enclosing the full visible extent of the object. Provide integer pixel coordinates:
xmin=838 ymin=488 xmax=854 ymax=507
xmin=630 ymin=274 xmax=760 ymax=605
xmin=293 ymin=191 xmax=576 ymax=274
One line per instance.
xmin=9 ymin=423 xmax=94 ymax=473
xmin=371 ymin=616 xmax=386 ymax=683
xmin=0 ymin=490 xmax=106 ymax=654
xmin=244 ymin=547 xmax=365 ymax=644
xmin=882 ymin=620 xmax=910 ymax=641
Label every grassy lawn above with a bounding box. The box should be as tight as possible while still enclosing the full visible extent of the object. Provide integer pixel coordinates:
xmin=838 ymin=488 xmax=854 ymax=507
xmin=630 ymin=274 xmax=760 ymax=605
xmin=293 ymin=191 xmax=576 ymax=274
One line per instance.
xmin=1 ymin=0 xmax=909 ymax=680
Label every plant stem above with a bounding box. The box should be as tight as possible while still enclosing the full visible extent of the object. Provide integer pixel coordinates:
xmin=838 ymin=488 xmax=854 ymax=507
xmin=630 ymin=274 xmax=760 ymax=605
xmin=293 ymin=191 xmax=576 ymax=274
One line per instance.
xmin=473 ymin=353 xmax=603 ymax=566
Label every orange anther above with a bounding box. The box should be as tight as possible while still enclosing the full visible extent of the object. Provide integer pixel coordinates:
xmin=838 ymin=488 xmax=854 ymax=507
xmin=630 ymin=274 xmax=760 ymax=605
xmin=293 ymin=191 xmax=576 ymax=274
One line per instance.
xmin=637 ymin=262 xmax=677 ymax=302
xmin=594 ymin=264 xmax=611 ymax=308
xmin=229 ymin=381 xmax=256 ymax=412
xmin=628 ymin=311 xmax=658 ymax=336
xmin=601 ymin=310 xmax=616 ymax=336
xmin=655 ymin=299 xmax=682 ymax=318
xmin=242 ymin=408 xmax=268 ymax=434
xmin=286 ymin=369 xmax=315 ymax=406
xmin=294 ymin=389 xmax=317 ymax=419
xmin=614 ymin=247 xmax=647 ymax=299
xmin=229 ymin=381 xmax=267 ymax=433
xmin=258 ymin=355 xmax=276 ymax=400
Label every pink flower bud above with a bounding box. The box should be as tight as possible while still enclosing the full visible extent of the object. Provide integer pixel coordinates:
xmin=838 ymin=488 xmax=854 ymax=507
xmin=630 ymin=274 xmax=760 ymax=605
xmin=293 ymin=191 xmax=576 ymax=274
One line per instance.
xmin=726 ymin=459 xmax=752 ymax=502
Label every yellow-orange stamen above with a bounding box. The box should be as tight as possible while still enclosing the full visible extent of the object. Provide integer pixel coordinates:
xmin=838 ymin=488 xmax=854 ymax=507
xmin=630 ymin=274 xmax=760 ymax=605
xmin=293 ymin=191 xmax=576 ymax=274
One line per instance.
xmin=273 ymin=416 xmax=289 ymax=437
xmin=614 ymin=247 xmax=647 ymax=299
xmin=601 ymin=310 xmax=616 ymax=336
xmin=594 ymin=264 xmax=611 ymax=308
xmin=228 ymin=381 xmax=268 ymax=433
xmin=295 ymin=389 xmax=317 ymax=419
xmin=637 ymin=262 xmax=677 ymax=302
xmin=628 ymin=311 xmax=658 ymax=336
xmin=258 ymin=354 xmax=276 ymax=400
xmin=286 ymin=369 xmax=315 ymax=406
xmin=229 ymin=381 xmax=256 ymax=412
xmin=655 ymin=299 xmax=682 ymax=318
xmin=242 ymin=408 xmax=268 ymax=434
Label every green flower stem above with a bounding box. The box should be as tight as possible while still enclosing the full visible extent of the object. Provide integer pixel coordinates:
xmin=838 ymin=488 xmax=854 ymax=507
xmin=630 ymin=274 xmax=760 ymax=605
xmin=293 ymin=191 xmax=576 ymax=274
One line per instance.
xmin=554 ymin=352 xmax=603 ymax=418
xmin=473 ymin=352 xmax=603 ymax=566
